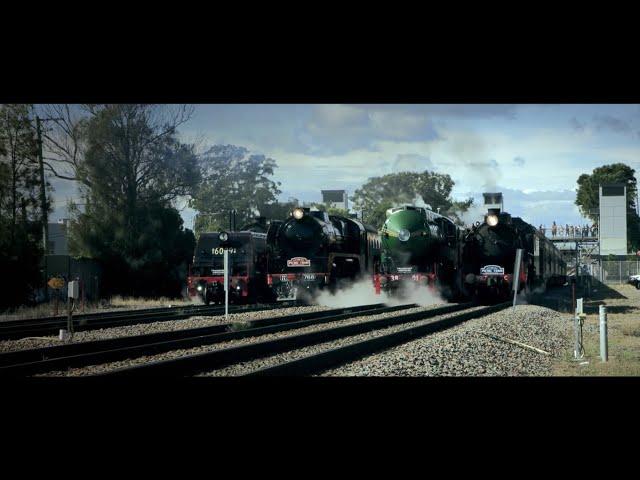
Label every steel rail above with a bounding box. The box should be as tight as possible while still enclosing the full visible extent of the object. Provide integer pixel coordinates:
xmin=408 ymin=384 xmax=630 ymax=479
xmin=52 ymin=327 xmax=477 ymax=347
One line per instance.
xmin=0 ymin=303 xmax=402 ymax=376
xmin=99 ymin=302 xmax=476 ymax=377
xmin=0 ymin=302 xmax=297 ymax=340
xmin=0 ymin=303 xmax=225 ymax=327
xmin=0 ymin=301 xmax=299 ymax=328
xmin=244 ymin=302 xmax=510 ymax=376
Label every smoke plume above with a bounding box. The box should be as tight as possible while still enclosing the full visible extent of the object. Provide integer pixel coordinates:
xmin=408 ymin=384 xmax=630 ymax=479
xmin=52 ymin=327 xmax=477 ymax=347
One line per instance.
xmin=312 ymin=277 xmax=445 ymax=308
xmin=458 ymin=200 xmax=488 ymax=228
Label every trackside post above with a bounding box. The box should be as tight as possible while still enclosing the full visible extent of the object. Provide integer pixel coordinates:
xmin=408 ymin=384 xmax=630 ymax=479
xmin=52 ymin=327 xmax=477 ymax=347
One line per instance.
xmin=224 ymin=248 xmax=229 ymax=320
xmin=512 ymin=248 xmax=523 ymax=308
xmin=599 ymin=305 xmax=608 ymax=362
xmin=574 ymin=298 xmax=585 ymax=359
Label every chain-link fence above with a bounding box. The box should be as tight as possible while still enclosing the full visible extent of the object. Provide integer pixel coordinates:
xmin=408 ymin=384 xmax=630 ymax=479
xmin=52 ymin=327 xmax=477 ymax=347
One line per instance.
xmin=596 ymin=260 xmax=640 ymax=284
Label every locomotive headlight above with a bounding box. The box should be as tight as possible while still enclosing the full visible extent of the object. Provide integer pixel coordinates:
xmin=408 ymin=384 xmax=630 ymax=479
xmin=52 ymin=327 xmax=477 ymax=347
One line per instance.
xmin=219 ymin=231 xmax=229 ymax=242
xmin=487 ymin=214 xmax=499 ymax=227
xmin=398 ymin=228 xmax=411 ymax=242
xmin=292 ymin=207 xmax=304 ymax=220
xmin=197 ymin=285 xmax=203 ymax=292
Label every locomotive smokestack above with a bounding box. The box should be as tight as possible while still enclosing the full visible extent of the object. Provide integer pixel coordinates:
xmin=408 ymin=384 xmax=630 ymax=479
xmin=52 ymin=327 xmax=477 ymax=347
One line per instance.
xmin=483 ymin=192 xmax=504 ymax=214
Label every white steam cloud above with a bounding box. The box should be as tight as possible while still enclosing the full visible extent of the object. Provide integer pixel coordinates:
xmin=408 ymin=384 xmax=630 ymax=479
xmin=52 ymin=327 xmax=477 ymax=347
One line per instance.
xmin=312 ymin=277 xmax=445 ymax=308
xmin=411 ymin=194 xmax=432 ymax=211
xmin=445 ymin=130 xmax=501 ymax=191
xmin=458 ymin=201 xmax=487 ymax=228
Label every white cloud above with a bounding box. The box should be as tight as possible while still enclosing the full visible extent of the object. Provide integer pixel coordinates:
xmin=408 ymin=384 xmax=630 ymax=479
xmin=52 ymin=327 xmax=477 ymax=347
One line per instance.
xmin=302 ymin=105 xmax=439 ymax=154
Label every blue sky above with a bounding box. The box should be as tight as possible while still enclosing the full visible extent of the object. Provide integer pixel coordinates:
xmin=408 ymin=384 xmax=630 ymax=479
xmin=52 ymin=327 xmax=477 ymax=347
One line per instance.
xmin=48 ymin=104 xmax=640 ymax=230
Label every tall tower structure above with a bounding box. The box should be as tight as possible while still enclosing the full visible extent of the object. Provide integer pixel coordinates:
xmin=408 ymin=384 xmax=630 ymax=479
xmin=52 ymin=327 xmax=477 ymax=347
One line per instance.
xmin=599 ymin=183 xmax=628 ymax=256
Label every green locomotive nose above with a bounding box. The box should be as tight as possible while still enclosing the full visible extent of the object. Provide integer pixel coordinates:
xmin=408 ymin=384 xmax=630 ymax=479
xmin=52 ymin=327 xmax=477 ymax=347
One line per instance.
xmin=380 ymin=208 xmax=434 ymax=259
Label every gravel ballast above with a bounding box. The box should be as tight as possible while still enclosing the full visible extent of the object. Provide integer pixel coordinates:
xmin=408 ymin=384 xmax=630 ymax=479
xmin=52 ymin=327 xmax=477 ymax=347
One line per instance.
xmin=198 ymin=305 xmax=487 ymax=376
xmin=36 ymin=303 xmax=446 ymax=376
xmin=0 ymin=305 xmax=329 ymax=354
xmin=321 ymin=304 xmax=572 ymax=376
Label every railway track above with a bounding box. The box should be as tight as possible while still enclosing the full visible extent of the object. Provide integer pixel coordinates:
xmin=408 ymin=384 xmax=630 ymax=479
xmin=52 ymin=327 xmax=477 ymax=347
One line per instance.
xmin=0 ymin=301 xmax=297 ymax=341
xmin=0 ymin=302 xmax=397 ymax=376
xmin=95 ymin=302 xmax=509 ymax=377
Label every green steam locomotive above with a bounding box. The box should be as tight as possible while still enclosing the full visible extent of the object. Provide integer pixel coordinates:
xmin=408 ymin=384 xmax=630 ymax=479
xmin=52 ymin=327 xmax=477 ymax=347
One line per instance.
xmin=374 ymin=205 xmax=463 ymax=299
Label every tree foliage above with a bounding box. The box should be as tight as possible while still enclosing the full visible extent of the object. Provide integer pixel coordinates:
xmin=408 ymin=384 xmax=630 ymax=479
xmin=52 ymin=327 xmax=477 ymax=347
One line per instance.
xmin=309 ymin=202 xmax=350 ymax=218
xmin=41 ymin=104 xmax=90 ymax=183
xmin=351 ymin=170 xmax=473 ymax=227
xmin=190 ymin=145 xmax=282 ymax=234
xmin=256 ymin=197 xmax=300 ymax=223
xmin=0 ymin=104 xmax=48 ymax=308
xmin=68 ymin=104 xmax=198 ymax=297
xmin=575 ymin=163 xmax=640 ymax=252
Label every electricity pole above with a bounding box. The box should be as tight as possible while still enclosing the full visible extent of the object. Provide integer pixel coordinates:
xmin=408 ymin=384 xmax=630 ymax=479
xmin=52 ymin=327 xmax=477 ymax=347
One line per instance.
xmin=35 ymin=116 xmax=49 ymax=302
xmin=35 ymin=115 xmax=64 ymax=303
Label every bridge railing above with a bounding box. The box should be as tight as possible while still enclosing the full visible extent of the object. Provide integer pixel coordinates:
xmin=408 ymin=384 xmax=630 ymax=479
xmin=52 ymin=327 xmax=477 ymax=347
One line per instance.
xmin=544 ymin=232 xmax=598 ymax=242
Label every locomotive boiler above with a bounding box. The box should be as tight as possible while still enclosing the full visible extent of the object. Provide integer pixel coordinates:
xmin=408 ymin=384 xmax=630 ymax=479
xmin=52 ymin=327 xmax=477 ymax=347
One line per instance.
xmin=375 ymin=205 xmax=462 ymax=298
xmin=266 ymin=207 xmax=380 ymax=301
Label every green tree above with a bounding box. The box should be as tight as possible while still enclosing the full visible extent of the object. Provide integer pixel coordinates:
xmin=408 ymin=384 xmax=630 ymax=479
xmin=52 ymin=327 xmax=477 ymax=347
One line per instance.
xmin=309 ymin=201 xmax=350 ymax=218
xmin=0 ymin=104 xmax=49 ymax=308
xmin=68 ymin=104 xmax=199 ymax=297
xmin=414 ymin=171 xmax=474 ymax=224
xmin=351 ymin=170 xmax=473 ymax=228
xmin=256 ymin=197 xmax=300 ymax=223
xmin=190 ymin=145 xmax=282 ymax=234
xmin=576 ymin=163 xmax=640 ymax=252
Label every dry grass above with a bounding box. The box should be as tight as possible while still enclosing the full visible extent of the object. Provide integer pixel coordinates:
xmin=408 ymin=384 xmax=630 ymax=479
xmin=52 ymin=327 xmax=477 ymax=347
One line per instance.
xmin=552 ymin=284 xmax=640 ymax=376
xmin=0 ymin=295 xmax=202 ymax=322
xmin=108 ymin=295 xmax=198 ymax=309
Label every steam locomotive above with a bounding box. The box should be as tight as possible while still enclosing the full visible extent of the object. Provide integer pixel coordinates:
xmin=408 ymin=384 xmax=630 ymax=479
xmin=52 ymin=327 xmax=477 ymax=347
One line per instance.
xmin=461 ymin=203 xmax=566 ymax=302
xmin=266 ymin=207 xmax=381 ymax=301
xmin=187 ymin=230 xmax=273 ymax=304
xmin=186 ymin=192 xmax=566 ymax=306
xmin=375 ymin=205 xmax=463 ymax=299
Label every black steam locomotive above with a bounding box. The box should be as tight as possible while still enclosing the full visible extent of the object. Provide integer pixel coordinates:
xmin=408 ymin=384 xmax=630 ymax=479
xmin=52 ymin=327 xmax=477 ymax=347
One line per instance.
xmin=266 ymin=207 xmax=381 ymax=300
xmin=187 ymin=230 xmax=273 ymax=304
xmin=461 ymin=209 xmax=566 ymax=302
